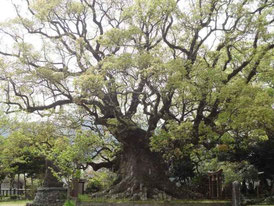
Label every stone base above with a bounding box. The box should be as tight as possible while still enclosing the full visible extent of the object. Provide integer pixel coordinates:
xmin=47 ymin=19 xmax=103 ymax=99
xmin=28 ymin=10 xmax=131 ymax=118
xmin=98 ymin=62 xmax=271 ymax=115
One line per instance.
xmin=26 ymin=187 xmax=67 ymax=206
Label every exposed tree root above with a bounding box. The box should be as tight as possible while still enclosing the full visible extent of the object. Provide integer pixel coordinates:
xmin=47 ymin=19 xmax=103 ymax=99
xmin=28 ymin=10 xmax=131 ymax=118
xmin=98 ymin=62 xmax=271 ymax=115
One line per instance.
xmin=91 ymin=176 xmax=203 ymax=201
xmin=90 ymin=132 xmax=203 ymax=201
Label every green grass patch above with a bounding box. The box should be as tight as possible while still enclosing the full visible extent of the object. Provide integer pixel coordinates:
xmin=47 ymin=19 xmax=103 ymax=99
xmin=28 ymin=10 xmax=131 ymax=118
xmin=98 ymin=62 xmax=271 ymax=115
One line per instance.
xmin=0 ymin=200 xmax=32 ymax=206
xmin=64 ymin=199 xmax=76 ymax=206
xmin=78 ymin=195 xmax=230 ymax=204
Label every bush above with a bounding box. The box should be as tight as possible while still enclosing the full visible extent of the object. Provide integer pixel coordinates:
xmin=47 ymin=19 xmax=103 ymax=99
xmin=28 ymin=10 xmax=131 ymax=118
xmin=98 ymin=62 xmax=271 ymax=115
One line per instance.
xmin=85 ymin=170 xmax=117 ymax=194
xmin=85 ymin=179 xmax=102 ymax=193
xmin=10 ymin=195 xmax=18 ymax=200
xmin=264 ymin=196 xmax=274 ymax=204
xmin=26 ymin=186 xmax=38 ymax=200
xmin=78 ymin=194 xmax=91 ymax=202
xmin=63 ymin=200 xmax=75 ymax=206
xmin=189 ymin=174 xmax=209 ymax=195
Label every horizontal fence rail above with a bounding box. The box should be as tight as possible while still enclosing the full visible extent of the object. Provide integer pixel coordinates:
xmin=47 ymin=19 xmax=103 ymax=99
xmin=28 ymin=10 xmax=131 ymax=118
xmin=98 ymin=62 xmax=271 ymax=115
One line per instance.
xmin=0 ymin=189 xmax=31 ymax=197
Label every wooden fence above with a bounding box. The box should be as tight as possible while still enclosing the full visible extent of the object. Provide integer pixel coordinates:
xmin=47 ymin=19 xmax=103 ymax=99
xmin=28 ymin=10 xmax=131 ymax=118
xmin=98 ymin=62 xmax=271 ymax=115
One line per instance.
xmin=0 ymin=189 xmax=31 ymax=197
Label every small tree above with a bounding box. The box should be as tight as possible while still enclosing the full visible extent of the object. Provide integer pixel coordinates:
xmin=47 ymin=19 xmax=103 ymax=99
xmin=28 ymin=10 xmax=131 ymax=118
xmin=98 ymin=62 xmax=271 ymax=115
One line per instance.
xmin=48 ymin=128 xmax=117 ymax=199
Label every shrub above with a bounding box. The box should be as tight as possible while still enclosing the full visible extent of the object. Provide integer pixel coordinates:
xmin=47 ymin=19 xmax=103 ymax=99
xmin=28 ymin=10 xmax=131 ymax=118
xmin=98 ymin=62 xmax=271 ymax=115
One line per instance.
xmin=63 ymin=200 xmax=75 ymax=206
xmin=85 ymin=179 xmax=102 ymax=193
xmin=85 ymin=170 xmax=117 ymax=194
xmin=10 ymin=195 xmax=18 ymax=200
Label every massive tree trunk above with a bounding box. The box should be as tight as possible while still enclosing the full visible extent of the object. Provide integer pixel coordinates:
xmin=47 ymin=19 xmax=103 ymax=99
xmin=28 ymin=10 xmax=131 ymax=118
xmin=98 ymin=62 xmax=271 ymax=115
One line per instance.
xmin=96 ymin=127 xmax=200 ymax=200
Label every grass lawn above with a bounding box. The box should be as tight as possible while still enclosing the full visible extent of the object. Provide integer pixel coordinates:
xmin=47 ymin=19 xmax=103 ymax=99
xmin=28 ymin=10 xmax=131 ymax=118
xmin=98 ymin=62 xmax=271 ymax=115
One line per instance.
xmin=78 ymin=195 xmax=232 ymax=205
xmin=0 ymin=200 xmax=32 ymax=206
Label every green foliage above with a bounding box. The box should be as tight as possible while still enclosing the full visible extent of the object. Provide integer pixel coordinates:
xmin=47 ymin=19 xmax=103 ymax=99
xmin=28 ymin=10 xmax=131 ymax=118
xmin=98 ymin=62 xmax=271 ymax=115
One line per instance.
xmin=10 ymin=195 xmax=19 ymax=200
xmin=0 ymin=0 xmax=273 ymax=196
xmin=48 ymin=128 xmax=117 ymax=186
xmin=86 ymin=178 xmax=102 ymax=193
xmin=0 ymin=117 xmax=116 ymax=192
xmin=86 ymin=170 xmax=117 ymax=193
xmin=248 ymin=137 xmax=274 ymax=179
xmin=0 ymin=120 xmax=44 ymax=177
xmin=63 ymin=200 xmax=75 ymax=206
xmin=196 ymin=157 xmax=259 ymax=186
xmin=169 ymin=156 xmax=195 ymax=183
xmin=151 ymin=121 xmax=194 ymax=159
xmin=77 ymin=194 xmax=90 ymax=202
xmin=67 ymin=1 xmax=85 ymax=15
xmin=30 ymin=0 xmax=63 ymax=21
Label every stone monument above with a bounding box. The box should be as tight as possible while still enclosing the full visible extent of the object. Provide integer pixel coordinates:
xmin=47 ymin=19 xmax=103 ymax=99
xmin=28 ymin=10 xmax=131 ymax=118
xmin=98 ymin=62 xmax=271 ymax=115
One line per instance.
xmin=27 ymin=160 xmax=67 ymax=206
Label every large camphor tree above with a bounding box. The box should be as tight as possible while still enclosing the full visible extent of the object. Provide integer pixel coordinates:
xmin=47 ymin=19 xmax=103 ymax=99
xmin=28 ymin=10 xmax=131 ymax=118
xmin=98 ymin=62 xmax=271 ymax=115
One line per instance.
xmin=0 ymin=0 xmax=273 ymax=198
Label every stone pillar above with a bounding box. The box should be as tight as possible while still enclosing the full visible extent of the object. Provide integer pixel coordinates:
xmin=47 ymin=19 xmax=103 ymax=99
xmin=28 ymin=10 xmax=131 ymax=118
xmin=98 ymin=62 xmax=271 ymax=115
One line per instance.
xmin=232 ymin=181 xmax=241 ymax=206
xmin=27 ymin=160 xmax=67 ymax=206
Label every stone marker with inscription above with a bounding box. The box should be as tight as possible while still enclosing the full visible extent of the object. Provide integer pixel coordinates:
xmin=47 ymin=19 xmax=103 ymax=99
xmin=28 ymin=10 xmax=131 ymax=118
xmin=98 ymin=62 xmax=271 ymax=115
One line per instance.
xmin=232 ymin=181 xmax=240 ymax=206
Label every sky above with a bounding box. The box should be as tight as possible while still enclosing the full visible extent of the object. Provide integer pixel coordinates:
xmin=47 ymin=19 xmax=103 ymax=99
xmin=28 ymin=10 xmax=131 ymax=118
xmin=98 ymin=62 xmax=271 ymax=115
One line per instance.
xmin=0 ymin=0 xmax=16 ymax=22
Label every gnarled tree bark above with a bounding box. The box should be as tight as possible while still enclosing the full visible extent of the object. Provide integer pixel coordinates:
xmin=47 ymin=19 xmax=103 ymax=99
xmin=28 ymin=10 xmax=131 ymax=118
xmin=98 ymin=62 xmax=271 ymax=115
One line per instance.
xmin=90 ymin=127 xmax=200 ymax=200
